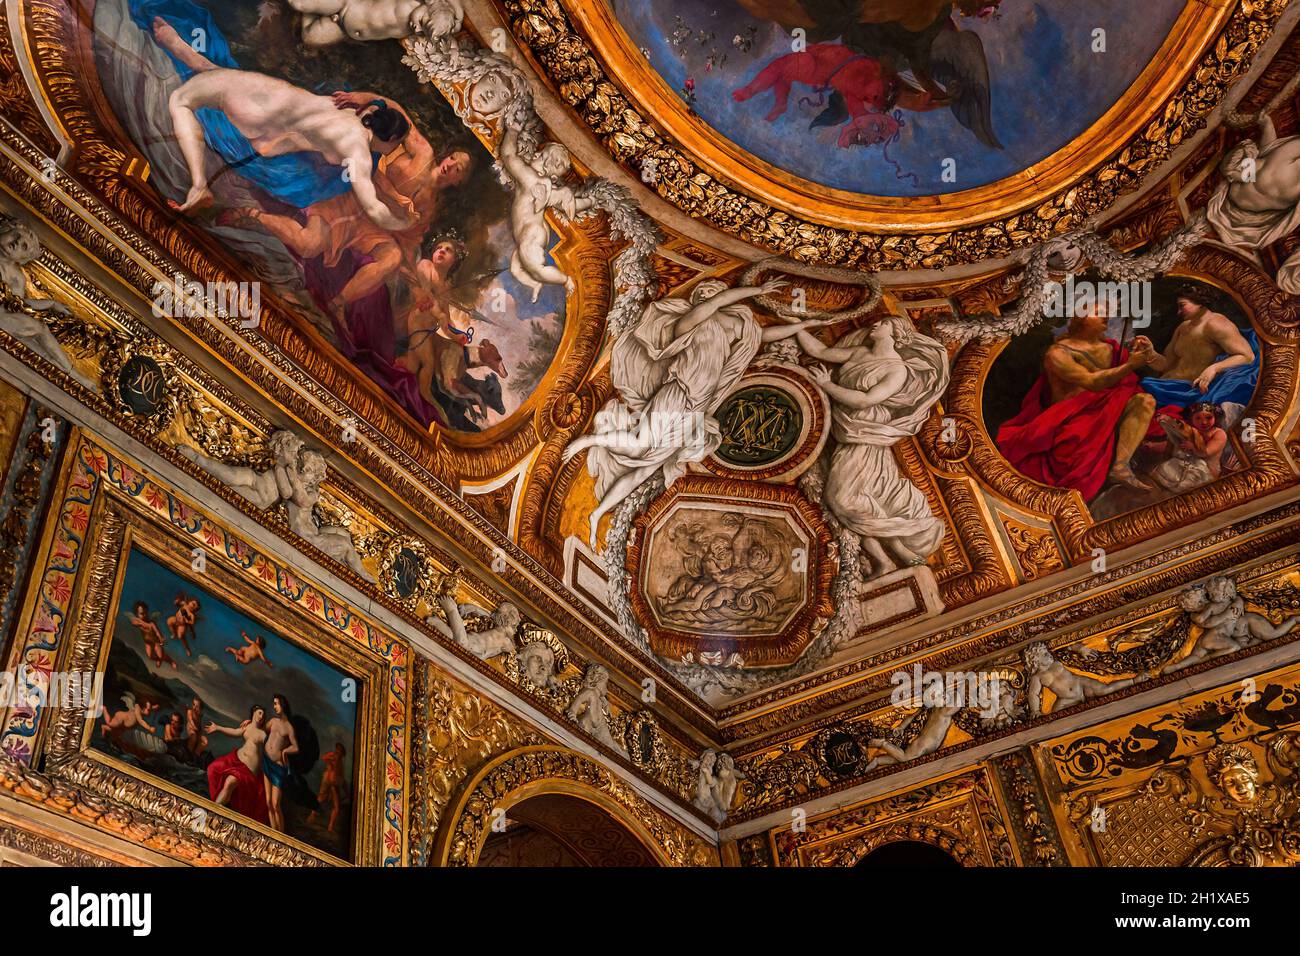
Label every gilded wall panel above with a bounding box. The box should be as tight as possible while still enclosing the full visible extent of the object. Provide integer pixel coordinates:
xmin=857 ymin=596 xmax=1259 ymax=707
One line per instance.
xmin=1037 ymin=657 xmax=1300 ymax=866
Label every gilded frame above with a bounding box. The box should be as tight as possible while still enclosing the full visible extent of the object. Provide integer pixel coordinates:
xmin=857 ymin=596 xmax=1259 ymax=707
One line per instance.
xmin=0 ymin=434 xmax=411 ymax=866
xmin=562 ymin=0 xmax=1230 ymax=230
xmin=938 ymin=245 xmax=1300 ymax=564
xmin=625 ymin=475 xmax=836 ymax=666
xmin=758 ymin=765 xmax=1019 ymax=867
xmin=7 ymin=0 xmax=615 ymax=489
xmin=495 ymin=0 xmax=1284 ymax=267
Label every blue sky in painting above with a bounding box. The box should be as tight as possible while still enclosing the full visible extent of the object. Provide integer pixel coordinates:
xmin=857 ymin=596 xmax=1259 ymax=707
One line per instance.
xmin=106 ymin=548 xmax=358 ymax=765
xmin=614 ymin=0 xmax=1186 ymax=195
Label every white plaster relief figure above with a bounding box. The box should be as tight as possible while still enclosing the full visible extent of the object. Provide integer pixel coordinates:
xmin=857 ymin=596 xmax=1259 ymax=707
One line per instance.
xmin=0 ymin=214 xmax=97 ymax=390
xmin=498 ymin=127 xmax=593 ymax=302
xmin=692 ymin=749 xmax=745 ymax=823
xmin=179 ymin=429 xmax=304 ymax=510
xmin=563 ymin=278 xmax=829 ymax=549
xmin=285 ymin=449 xmax=376 ymax=582
xmin=1024 ymin=642 xmax=1143 ymax=716
xmin=1207 ymin=114 xmax=1300 ymax=293
xmin=863 ymin=703 xmax=961 ymax=770
xmin=792 ymin=315 xmax=949 ymax=578
xmin=1163 ymin=577 xmax=1299 ymax=674
xmin=426 ymin=595 xmax=521 ymax=662
xmin=566 ymin=663 xmax=623 ymax=753
xmin=180 ymin=430 xmax=374 ymax=580
xmin=287 ymin=0 xmax=463 ymax=47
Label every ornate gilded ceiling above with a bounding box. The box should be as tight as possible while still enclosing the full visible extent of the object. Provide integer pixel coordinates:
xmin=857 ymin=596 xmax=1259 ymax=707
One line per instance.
xmin=2 ymin=0 xmax=1300 ymax=841
xmin=503 ymin=0 xmax=1285 ymax=266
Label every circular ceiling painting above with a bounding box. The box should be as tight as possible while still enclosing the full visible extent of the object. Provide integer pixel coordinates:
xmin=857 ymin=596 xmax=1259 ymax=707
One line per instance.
xmin=559 ymin=0 xmax=1228 ymax=238
xmin=614 ymin=0 xmax=1185 ymax=197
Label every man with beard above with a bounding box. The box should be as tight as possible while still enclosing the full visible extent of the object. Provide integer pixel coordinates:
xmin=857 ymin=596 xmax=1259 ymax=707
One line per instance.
xmin=997 ymin=305 xmax=1157 ymax=497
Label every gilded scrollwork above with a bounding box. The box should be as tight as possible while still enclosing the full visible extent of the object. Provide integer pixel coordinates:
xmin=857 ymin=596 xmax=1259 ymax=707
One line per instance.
xmin=408 ymin=658 xmax=546 ymax=866
xmin=0 ymin=752 xmax=253 ymax=866
xmin=435 ymin=745 xmax=716 ymax=867
xmin=1002 ymin=518 xmax=1065 ymax=581
xmin=767 ymin=768 xmax=1017 ymax=867
xmin=1056 ymin=734 xmax=1300 ymax=867
xmin=498 ymin=0 xmax=1285 ymax=269
xmin=994 ymin=750 xmax=1064 ymax=867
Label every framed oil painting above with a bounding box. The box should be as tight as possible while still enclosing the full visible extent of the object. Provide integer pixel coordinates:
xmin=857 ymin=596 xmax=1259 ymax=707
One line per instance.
xmin=92 ymin=546 xmax=362 ymax=861
xmin=982 ymin=274 xmax=1261 ymax=521
xmin=87 ymin=0 xmax=569 ymax=433
xmin=5 ymin=436 xmax=407 ymax=866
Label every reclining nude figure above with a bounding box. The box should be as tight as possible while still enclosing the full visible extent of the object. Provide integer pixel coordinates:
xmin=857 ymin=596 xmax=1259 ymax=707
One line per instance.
xmin=151 ymin=17 xmax=411 ymax=231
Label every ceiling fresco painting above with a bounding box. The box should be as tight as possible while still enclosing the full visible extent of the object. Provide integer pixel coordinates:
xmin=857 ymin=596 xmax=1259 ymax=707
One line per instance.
xmin=614 ymin=0 xmax=1186 ymax=196
xmin=4 ymin=0 xmax=1300 ymax=879
xmin=93 ymin=0 xmax=568 ymax=433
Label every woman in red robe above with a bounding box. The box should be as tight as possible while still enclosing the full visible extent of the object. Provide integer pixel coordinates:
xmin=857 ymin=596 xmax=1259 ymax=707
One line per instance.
xmin=205 ymin=705 xmax=269 ymax=825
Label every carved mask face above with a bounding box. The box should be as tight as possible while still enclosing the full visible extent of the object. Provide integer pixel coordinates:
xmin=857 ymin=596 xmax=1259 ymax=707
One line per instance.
xmin=523 ymin=644 xmax=554 ymax=685
xmin=1219 ymin=767 xmax=1258 ymax=804
xmin=0 ymin=223 xmax=39 ymax=265
xmin=469 ymin=72 xmax=510 ymax=116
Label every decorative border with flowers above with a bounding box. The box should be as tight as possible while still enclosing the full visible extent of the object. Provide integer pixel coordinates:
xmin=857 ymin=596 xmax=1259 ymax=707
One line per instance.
xmin=0 ymin=435 xmax=410 ymax=866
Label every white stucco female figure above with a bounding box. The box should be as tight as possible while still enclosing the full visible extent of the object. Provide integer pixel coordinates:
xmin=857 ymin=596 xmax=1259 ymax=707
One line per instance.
xmin=564 ymin=278 xmax=829 ymax=549
xmin=794 ymin=315 xmax=950 ymax=577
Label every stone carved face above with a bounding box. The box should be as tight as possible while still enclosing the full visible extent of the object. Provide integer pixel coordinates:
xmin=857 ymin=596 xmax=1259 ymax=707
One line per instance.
xmin=468 ymin=70 xmax=511 ymax=117
xmin=1024 ymin=642 xmax=1053 ymax=671
xmin=0 ymin=216 xmax=40 ymax=268
xmin=1206 ymin=576 xmax=1235 ymax=604
xmin=520 ymin=642 xmax=555 ymax=687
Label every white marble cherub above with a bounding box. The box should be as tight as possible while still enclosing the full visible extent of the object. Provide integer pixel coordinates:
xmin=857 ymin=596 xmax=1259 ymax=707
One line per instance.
xmin=565 ymin=663 xmax=623 ymax=752
xmin=1206 ymin=575 xmax=1298 ymax=646
xmin=863 ymin=704 xmax=961 ymax=770
xmin=179 ymin=429 xmax=303 ymax=511
xmin=499 ymin=127 xmax=594 ymax=302
xmin=288 ymin=0 xmax=463 ymax=47
xmin=427 ymin=593 xmax=521 ymax=662
xmin=692 ymin=750 xmax=745 ymax=823
xmin=1165 ymin=578 xmax=1299 ymax=673
xmin=284 ymin=449 xmax=376 ymax=582
xmin=0 ymin=214 xmax=96 ymax=390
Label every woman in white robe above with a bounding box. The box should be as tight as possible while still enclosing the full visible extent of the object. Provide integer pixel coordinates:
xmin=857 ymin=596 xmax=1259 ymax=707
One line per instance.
xmin=565 ymin=278 xmax=828 ymax=549
xmin=795 ymin=315 xmax=950 ymax=577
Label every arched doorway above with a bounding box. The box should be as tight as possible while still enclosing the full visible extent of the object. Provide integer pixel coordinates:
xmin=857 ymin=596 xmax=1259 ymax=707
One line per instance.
xmin=855 ymin=840 xmax=962 ymax=867
xmin=435 ymin=746 xmax=706 ymax=866
xmin=477 ymin=794 xmax=661 ymax=867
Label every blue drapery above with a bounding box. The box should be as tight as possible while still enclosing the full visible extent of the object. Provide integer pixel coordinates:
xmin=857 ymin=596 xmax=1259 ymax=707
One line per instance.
xmin=1139 ymin=328 xmax=1261 ymax=409
xmin=129 ymin=0 xmax=355 ymax=207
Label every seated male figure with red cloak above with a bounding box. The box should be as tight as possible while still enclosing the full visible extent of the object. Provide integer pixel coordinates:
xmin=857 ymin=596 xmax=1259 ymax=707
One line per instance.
xmin=997 ymin=308 xmax=1158 ymax=500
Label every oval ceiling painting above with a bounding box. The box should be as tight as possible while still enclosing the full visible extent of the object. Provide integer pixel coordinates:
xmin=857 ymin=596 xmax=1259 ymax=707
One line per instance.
xmin=611 ymin=0 xmax=1188 ymax=197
